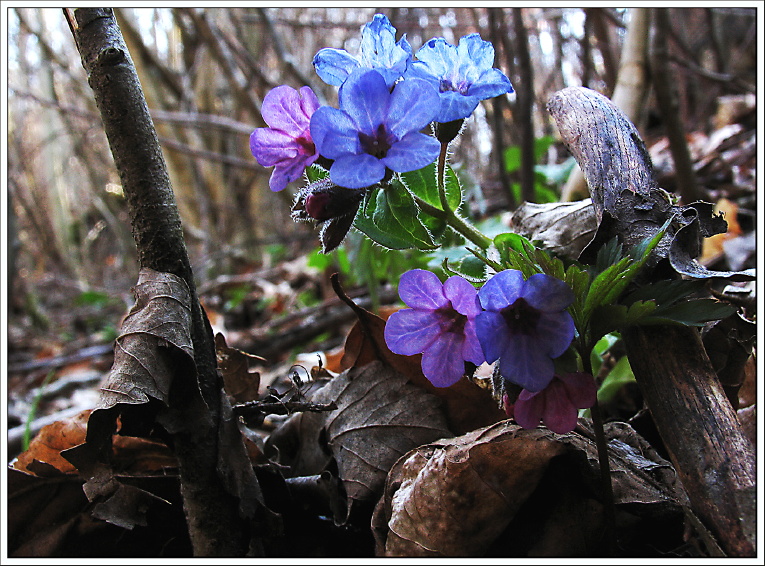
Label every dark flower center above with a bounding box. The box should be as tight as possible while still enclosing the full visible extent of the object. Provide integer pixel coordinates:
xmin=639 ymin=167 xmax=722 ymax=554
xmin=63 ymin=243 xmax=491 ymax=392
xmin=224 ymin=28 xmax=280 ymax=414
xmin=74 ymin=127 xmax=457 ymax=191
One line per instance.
xmin=358 ymin=123 xmax=394 ymax=159
xmin=439 ymin=78 xmax=469 ymax=95
xmin=500 ymin=297 xmax=540 ymax=335
xmin=295 ymin=133 xmax=316 ymax=155
xmin=436 ymin=302 xmax=467 ymax=334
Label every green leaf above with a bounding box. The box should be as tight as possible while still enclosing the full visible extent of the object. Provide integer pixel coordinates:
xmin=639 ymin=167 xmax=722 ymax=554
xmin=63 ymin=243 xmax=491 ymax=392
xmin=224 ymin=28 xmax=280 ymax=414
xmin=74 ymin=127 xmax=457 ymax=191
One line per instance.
xmin=589 ymin=300 xmax=658 ymax=340
xmin=354 ymin=189 xmax=418 ymax=250
xmin=641 ymin=298 xmax=737 ymax=327
xmin=430 ymin=246 xmax=487 ymax=282
xmin=305 ymin=164 xmax=329 ymax=183
xmin=597 ymin=355 xmax=635 ymax=404
xmin=400 ymin=163 xmax=462 ymax=212
xmin=385 ymin=179 xmax=437 ymax=249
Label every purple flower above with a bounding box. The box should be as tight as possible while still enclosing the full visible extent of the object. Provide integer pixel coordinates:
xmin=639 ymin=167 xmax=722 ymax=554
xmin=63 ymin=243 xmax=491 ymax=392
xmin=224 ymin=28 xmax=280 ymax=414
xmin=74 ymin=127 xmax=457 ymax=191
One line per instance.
xmin=476 ymin=270 xmax=575 ymax=392
xmin=250 ymin=85 xmax=320 ymax=192
xmin=384 ymin=269 xmax=485 ymax=387
xmin=313 ymin=14 xmax=412 ymax=88
xmin=406 ymin=34 xmax=513 ymax=123
xmin=310 ymin=69 xmax=441 ymax=189
xmin=505 ymin=372 xmax=597 ymax=434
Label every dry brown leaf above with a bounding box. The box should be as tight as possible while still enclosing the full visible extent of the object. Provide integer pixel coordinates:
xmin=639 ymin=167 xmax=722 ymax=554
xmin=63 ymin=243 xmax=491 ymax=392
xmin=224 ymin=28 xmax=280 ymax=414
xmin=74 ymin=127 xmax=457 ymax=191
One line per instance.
xmin=373 ymin=420 xmax=684 ymax=557
xmin=510 ymin=199 xmax=598 ymax=260
xmin=266 ymin=361 xmax=452 ymax=524
xmin=215 ymin=332 xmax=262 ymax=403
xmin=12 ymin=410 xmax=92 ymax=476
xmin=98 ymin=268 xmax=194 ymax=409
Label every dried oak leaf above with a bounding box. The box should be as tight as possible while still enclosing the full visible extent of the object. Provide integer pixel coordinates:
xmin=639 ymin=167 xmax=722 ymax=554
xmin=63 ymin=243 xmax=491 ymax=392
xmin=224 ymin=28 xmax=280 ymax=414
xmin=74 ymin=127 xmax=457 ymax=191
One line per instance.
xmin=265 ymin=360 xmax=452 ymax=524
xmin=372 ymin=420 xmax=684 ymax=557
xmin=12 ymin=409 xmax=91 ymax=476
xmin=215 ymin=332 xmax=262 ymax=404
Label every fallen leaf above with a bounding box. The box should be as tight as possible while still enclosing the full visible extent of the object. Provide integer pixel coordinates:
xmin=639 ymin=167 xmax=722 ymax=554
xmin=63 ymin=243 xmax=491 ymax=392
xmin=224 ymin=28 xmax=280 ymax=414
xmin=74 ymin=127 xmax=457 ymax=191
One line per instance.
xmin=12 ymin=410 xmax=91 ymax=476
xmin=215 ymin=332 xmax=262 ymax=403
xmin=510 ymin=199 xmax=598 ymax=260
xmin=266 ymin=361 xmax=452 ymax=524
xmin=372 ymin=420 xmax=685 ymax=557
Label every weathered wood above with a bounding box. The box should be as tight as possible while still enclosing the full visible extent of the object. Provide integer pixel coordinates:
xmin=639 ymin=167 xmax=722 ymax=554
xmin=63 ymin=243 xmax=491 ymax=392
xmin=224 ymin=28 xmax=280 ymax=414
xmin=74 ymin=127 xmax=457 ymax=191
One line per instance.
xmin=548 ymin=86 xmax=756 ymax=556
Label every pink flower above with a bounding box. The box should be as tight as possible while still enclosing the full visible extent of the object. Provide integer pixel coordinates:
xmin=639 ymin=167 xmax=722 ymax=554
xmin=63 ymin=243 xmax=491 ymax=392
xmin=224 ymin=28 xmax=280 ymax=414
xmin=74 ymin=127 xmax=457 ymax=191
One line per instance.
xmin=505 ymin=372 xmax=597 ymax=434
xmin=250 ymin=85 xmax=320 ymax=192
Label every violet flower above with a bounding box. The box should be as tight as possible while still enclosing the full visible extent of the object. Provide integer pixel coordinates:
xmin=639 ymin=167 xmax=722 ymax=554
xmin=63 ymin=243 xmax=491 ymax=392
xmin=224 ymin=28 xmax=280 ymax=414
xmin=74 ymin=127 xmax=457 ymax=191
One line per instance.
xmin=384 ymin=269 xmax=484 ymax=387
xmin=310 ymin=69 xmax=441 ymax=189
xmin=313 ymin=14 xmax=412 ymax=88
xmin=505 ymin=372 xmax=597 ymax=434
xmin=406 ymin=33 xmax=513 ymax=123
xmin=250 ymin=85 xmax=321 ymax=192
xmin=476 ymin=270 xmax=575 ymax=392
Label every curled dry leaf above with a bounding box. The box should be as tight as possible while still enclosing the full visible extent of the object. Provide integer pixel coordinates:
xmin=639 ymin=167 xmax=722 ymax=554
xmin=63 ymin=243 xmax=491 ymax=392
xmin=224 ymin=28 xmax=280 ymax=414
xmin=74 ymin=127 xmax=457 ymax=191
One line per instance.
xmin=372 ymin=420 xmax=684 ymax=557
xmin=215 ymin=332 xmax=262 ymax=404
xmin=266 ymin=360 xmax=452 ymax=524
xmin=510 ymin=199 xmax=598 ymax=260
xmin=98 ymin=268 xmax=194 ymax=409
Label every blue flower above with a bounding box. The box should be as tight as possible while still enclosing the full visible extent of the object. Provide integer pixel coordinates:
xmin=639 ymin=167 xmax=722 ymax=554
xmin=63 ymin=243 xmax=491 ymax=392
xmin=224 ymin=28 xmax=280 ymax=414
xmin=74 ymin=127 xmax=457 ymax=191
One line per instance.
xmin=310 ymin=69 xmax=441 ymax=189
xmin=385 ymin=269 xmax=484 ymax=387
xmin=476 ymin=270 xmax=575 ymax=392
xmin=406 ymin=33 xmax=513 ymax=123
xmin=313 ymin=14 xmax=412 ymax=88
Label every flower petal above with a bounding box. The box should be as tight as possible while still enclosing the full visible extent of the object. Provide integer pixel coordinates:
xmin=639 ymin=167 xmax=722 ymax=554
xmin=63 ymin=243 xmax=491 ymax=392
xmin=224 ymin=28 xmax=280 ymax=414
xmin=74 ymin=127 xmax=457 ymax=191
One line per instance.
xmin=522 ymin=273 xmax=574 ymax=312
xmin=329 ymin=153 xmax=385 ymax=189
xmin=478 ymin=269 xmax=525 ymax=312
xmin=421 ymin=331 xmax=467 ymax=387
xmin=269 ymin=153 xmax=318 ymax=192
xmin=250 ymin=128 xmax=299 ymax=166
xmin=559 ymin=372 xmax=598 ymax=409
xmin=338 ymin=69 xmax=389 ymax=134
xmin=462 ymin=318 xmax=485 ymax=366
xmin=414 ymin=37 xmax=457 ymax=76
xmin=313 ymin=48 xmax=360 ymax=86
xmin=475 ymin=311 xmax=511 ymax=363
xmin=384 ymin=309 xmax=442 ymax=356
xmin=310 ymin=107 xmax=360 ymax=159
xmin=386 ymin=78 xmax=440 ymax=138
xmin=398 ymin=269 xmax=448 ymax=310
xmin=535 ymin=310 xmax=575 ymax=358
xmin=436 ymin=91 xmax=480 ymax=123
xmin=498 ymin=333 xmax=555 ymax=392
xmin=443 ymin=275 xmax=481 ymax=317
xmin=513 ymin=393 xmax=544 ymax=430
xmin=457 ymin=33 xmax=495 ymax=72
xmin=539 ymin=381 xmax=579 ymax=434
xmin=466 ymin=68 xmax=514 ymax=99
xmin=261 ymin=85 xmax=315 ymax=135
xmin=383 ymin=132 xmax=441 ymax=173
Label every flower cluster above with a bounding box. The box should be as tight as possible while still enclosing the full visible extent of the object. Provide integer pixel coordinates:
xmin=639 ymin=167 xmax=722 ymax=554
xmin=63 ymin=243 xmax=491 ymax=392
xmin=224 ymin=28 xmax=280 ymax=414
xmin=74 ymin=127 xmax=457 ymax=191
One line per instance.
xmin=250 ymin=14 xmax=513 ymax=194
xmin=384 ymin=268 xmax=595 ymax=433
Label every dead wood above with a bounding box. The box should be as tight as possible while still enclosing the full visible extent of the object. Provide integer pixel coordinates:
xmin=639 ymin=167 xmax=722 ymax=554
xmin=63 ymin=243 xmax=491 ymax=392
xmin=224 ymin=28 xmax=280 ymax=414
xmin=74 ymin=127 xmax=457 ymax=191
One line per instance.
xmin=547 ymin=85 xmax=756 ymax=556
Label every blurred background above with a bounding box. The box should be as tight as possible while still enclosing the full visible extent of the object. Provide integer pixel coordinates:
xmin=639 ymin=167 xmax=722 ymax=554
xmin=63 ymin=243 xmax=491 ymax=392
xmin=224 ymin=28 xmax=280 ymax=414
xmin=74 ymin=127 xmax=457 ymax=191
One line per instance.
xmin=5 ymin=7 xmax=758 ymax=452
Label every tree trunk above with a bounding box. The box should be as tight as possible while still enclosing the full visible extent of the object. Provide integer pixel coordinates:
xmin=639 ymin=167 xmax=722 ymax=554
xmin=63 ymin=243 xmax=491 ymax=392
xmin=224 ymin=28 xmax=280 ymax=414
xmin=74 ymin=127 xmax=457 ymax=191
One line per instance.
xmin=71 ymin=8 xmax=262 ymax=556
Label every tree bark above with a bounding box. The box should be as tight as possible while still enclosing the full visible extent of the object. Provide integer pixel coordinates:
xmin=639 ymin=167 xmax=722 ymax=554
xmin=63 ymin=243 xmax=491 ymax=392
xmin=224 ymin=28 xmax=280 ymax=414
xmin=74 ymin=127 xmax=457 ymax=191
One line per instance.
xmin=547 ymin=85 xmax=756 ymax=557
xmin=71 ymin=8 xmax=260 ymax=556
xmin=562 ymin=8 xmax=651 ymax=202
xmin=511 ymin=8 xmax=536 ymax=204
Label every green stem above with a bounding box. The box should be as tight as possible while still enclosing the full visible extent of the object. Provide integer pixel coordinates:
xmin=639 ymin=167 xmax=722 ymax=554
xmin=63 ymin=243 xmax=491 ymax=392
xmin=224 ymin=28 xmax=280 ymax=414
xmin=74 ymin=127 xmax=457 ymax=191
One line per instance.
xmin=412 ymin=141 xmax=492 ymax=251
xmin=582 ymin=346 xmax=616 ymax=553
